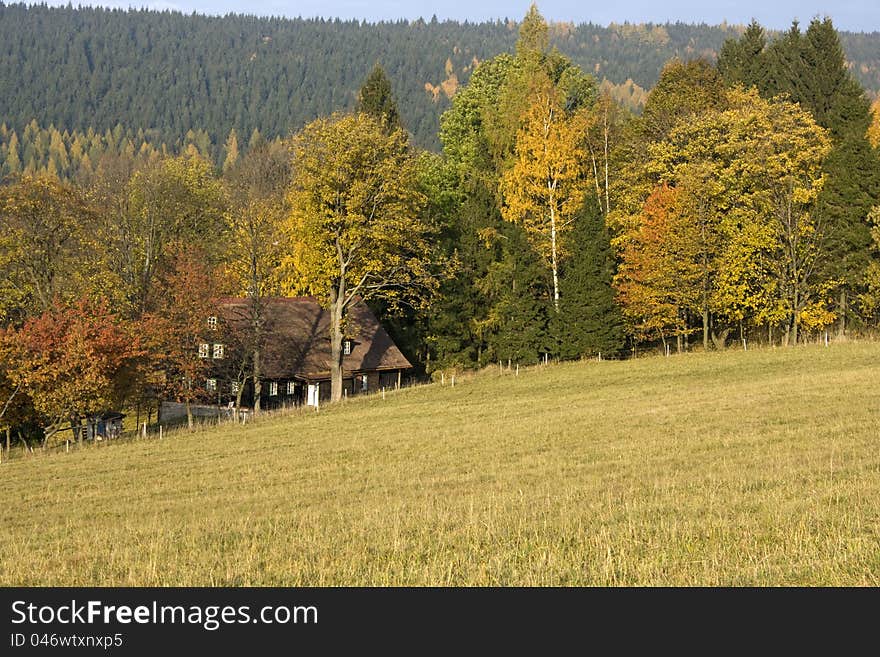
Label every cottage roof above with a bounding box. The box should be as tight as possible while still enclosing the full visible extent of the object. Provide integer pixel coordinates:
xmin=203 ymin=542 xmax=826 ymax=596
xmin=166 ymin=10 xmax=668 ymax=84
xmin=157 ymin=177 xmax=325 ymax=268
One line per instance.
xmin=215 ymin=296 xmax=412 ymax=381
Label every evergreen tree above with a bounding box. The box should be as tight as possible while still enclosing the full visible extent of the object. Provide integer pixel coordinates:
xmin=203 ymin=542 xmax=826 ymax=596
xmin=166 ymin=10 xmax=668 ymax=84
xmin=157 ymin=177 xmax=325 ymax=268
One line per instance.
xmin=721 ymin=18 xmax=880 ymax=334
xmin=478 ymin=226 xmax=553 ymax=365
xmin=356 ymin=64 xmax=402 ymax=133
xmin=554 ymin=198 xmax=625 ymax=359
xmin=717 ymin=20 xmax=770 ymax=94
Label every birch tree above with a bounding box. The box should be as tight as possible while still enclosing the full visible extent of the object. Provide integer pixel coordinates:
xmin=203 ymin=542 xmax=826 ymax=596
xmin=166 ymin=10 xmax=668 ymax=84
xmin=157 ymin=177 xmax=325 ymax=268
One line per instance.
xmin=499 ymin=81 xmax=589 ymax=310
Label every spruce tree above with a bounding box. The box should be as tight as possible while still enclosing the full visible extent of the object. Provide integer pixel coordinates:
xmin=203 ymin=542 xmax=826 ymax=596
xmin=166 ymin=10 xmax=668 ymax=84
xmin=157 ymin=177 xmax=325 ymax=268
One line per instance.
xmin=554 ymin=197 xmax=625 ymax=359
xmin=357 ymin=64 xmax=402 ymax=133
xmin=479 ymin=226 xmax=553 ymax=365
xmin=717 ymin=21 xmax=770 ymax=94
xmin=723 ymin=18 xmax=880 ymax=334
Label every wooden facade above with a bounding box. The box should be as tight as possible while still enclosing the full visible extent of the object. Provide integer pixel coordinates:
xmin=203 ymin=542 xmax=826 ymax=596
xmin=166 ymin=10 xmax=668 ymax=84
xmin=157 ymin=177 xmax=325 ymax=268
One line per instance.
xmin=210 ymin=297 xmax=412 ymax=409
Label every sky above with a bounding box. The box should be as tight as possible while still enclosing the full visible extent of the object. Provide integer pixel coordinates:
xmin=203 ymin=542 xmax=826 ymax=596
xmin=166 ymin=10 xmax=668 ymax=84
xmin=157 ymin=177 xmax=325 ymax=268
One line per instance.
xmin=32 ymin=1 xmax=880 ymax=32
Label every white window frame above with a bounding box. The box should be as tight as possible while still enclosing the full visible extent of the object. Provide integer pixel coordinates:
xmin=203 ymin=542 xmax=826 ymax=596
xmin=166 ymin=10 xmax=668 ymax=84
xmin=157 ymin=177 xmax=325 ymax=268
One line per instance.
xmin=269 ymin=381 xmax=278 ymax=397
xmin=198 ymin=343 xmax=209 ymax=359
xmin=361 ymin=374 xmax=368 ymax=391
xmin=206 ymin=378 xmax=217 ymax=392
xmin=231 ymin=381 xmax=240 ymax=395
xmin=213 ymin=343 xmax=224 ymax=359
xmin=343 ymin=339 xmax=352 ymax=356
xmin=207 ymin=315 xmax=217 ymax=330
xmin=287 ymin=381 xmax=296 ymax=395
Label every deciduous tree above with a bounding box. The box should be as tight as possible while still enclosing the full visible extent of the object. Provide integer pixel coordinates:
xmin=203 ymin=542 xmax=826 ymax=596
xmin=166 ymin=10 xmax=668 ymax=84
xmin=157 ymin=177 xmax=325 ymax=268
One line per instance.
xmin=5 ymin=299 xmax=142 ymax=445
xmin=144 ymin=247 xmax=220 ymax=429
xmin=280 ymin=113 xmax=438 ymax=402
xmin=222 ymin=141 xmax=289 ymax=413
xmin=499 ymin=79 xmax=590 ymax=310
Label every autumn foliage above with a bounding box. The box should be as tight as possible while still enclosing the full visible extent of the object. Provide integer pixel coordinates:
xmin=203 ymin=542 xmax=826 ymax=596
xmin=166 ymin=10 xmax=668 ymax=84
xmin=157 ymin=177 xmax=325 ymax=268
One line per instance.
xmin=2 ymin=298 xmax=143 ymax=443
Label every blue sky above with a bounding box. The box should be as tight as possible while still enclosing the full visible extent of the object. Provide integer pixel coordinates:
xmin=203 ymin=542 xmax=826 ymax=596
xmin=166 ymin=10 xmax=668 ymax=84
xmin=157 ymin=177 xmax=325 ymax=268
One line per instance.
xmin=35 ymin=1 xmax=880 ymax=32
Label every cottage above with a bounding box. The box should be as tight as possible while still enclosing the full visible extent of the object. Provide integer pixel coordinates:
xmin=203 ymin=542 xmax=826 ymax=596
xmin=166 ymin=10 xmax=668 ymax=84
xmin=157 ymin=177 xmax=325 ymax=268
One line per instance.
xmin=207 ymin=296 xmax=412 ymax=409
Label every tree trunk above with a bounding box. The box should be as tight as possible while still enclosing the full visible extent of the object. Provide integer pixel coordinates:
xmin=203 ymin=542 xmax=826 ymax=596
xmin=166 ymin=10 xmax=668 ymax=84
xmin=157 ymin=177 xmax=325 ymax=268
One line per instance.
xmin=329 ymin=286 xmax=345 ymax=403
xmin=588 ymin=144 xmax=602 ymax=209
xmin=253 ymin=348 xmax=262 ymax=414
xmin=837 ymin=289 xmax=846 ymax=339
xmin=603 ymin=102 xmax=610 ymax=216
xmin=711 ymin=327 xmax=730 ymax=351
xmin=5 ymin=426 xmax=9 ymax=453
xmin=186 ymin=400 xmax=193 ymax=430
xmin=550 ymin=202 xmax=559 ymax=311
xmin=702 ymin=308 xmax=709 ymax=351
xmin=235 ymin=382 xmax=245 ymax=421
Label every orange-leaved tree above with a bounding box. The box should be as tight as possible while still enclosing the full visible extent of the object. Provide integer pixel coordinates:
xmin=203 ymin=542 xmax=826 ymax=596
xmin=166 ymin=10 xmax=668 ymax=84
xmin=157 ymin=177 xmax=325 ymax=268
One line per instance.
xmin=143 ymin=246 xmax=220 ymax=429
xmin=5 ymin=298 xmax=143 ymax=446
xmin=614 ymin=184 xmax=703 ymax=349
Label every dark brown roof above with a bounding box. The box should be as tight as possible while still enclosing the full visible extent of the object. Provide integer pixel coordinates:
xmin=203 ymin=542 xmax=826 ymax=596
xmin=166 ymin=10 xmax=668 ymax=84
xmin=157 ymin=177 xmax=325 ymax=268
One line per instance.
xmin=215 ymin=296 xmax=412 ymax=380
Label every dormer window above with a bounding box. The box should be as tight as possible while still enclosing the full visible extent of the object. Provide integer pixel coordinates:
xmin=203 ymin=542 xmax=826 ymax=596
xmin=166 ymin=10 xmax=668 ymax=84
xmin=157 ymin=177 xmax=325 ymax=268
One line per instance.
xmin=198 ymin=343 xmax=209 ymax=359
xmin=343 ymin=339 xmax=353 ymax=356
xmin=207 ymin=316 xmax=217 ymax=330
xmin=213 ymin=343 xmax=225 ymax=359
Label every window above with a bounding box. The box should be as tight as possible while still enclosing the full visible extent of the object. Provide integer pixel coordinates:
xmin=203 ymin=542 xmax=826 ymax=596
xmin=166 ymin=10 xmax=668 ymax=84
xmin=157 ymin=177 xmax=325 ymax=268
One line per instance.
xmin=287 ymin=381 xmax=296 ymax=395
xmin=343 ymin=339 xmax=353 ymax=355
xmin=198 ymin=343 xmax=209 ymax=359
xmin=213 ymin=343 xmax=225 ymax=359
xmin=231 ymin=381 xmax=240 ymax=394
xmin=269 ymin=381 xmax=278 ymax=396
xmin=207 ymin=316 xmax=217 ymax=330
xmin=206 ymin=378 xmax=217 ymax=392
xmin=361 ymin=374 xmax=368 ymax=392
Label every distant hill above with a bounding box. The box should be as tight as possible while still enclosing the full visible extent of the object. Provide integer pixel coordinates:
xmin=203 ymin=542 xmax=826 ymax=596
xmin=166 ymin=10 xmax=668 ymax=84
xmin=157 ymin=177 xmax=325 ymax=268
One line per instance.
xmin=1 ymin=3 xmax=878 ymax=151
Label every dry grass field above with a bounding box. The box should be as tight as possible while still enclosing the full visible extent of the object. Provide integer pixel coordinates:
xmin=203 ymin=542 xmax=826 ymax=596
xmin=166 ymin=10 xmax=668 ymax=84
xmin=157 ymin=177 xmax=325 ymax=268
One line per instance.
xmin=2 ymin=342 xmax=879 ymax=585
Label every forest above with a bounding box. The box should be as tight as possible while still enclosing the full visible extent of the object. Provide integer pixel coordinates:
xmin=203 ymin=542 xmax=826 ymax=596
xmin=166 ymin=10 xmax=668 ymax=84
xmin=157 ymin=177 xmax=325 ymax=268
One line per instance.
xmin=1 ymin=2 xmax=880 ymax=151
xmin=1 ymin=6 xmax=880 ymax=448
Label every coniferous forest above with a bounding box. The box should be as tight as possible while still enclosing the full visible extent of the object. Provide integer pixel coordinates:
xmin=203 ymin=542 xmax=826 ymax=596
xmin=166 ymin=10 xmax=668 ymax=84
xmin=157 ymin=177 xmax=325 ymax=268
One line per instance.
xmin=2 ymin=4 xmax=880 ymax=445
xmin=1 ymin=2 xmax=879 ymax=152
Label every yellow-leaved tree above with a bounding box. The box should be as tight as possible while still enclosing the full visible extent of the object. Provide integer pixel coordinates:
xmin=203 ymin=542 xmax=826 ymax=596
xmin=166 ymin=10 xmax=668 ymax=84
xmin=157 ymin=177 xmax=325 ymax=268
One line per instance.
xmin=280 ymin=113 xmax=439 ymax=402
xmin=499 ymin=78 xmax=590 ymax=310
xmin=645 ymin=87 xmax=831 ymax=346
xmin=868 ymin=98 xmax=880 ymax=148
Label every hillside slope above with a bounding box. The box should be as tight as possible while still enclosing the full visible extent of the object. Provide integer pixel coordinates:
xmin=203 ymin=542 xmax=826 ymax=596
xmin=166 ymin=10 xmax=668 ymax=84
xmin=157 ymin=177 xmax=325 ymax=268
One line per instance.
xmin=2 ymin=342 xmax=879 ymax=585
xmin=1 ymin=3 xmax=878 ymax=150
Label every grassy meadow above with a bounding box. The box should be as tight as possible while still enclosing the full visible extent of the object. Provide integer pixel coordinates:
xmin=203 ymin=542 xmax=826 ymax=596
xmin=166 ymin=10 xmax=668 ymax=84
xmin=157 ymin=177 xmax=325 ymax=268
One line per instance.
xmin=2 ymin=342 xmax=879 ymax=586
